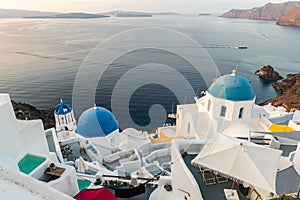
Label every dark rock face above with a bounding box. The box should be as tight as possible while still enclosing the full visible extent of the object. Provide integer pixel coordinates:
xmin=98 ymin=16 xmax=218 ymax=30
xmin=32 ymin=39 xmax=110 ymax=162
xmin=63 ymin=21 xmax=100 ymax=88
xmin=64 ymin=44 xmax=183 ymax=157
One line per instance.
xmin=255 ymin=65 xmax=283 ymax=81
xmin=273 ymin=73 xmax=300 ymax=93
xmin=260 ymin=72 xmax=300 ymax=111
xmin=12 ymin=101 xmax=55 ymax=130
xmin=221 ymin=1 xmax=300 ymax=27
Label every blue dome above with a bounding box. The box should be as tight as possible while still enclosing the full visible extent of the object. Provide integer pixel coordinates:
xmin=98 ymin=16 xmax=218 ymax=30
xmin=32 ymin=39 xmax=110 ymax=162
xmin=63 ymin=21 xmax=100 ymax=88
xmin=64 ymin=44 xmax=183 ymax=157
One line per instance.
xmin=76 ymin=107 xmax=119 ymax=138
xmin=54 ymin=101 xmax=72 ymax=115
xmin=207 ymin=73 xmax=255 ymax=101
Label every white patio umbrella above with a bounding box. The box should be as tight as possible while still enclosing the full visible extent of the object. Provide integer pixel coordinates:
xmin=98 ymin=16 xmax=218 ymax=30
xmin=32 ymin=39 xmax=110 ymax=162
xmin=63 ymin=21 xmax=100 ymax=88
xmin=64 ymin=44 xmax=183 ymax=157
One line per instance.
xmin=78 ymin=156 xmax=89 ymax=173
xmin=191 ymin=134 xmax=282 ymax=193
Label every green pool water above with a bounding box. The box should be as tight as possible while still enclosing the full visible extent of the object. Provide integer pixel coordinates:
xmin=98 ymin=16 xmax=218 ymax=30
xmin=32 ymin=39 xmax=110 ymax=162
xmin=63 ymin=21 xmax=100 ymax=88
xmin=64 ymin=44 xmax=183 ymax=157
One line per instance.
xmin=77 ymin=179 xmax=91 ymax=191
xmin=18 ymin=154 xmax=46 ymax=175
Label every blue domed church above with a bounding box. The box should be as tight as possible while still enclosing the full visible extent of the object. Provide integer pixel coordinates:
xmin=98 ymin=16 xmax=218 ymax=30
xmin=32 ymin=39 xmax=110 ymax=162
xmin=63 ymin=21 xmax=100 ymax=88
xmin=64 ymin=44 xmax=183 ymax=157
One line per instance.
xmin=75 ymin=105 xmax=120 ymax=151
xmin=175 ymin=70 xmax=260 ymax=139
xmin=76 ymin=106 xmax=119 ymax=138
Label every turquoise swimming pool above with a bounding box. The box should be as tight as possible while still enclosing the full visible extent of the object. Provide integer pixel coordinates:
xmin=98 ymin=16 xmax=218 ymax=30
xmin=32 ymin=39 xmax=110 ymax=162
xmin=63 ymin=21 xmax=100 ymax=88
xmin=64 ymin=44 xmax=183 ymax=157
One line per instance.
xmin=18 ymin=154 xmax=46 ymax=175
xmin=77 ymin=179 xmax=91 ymax=191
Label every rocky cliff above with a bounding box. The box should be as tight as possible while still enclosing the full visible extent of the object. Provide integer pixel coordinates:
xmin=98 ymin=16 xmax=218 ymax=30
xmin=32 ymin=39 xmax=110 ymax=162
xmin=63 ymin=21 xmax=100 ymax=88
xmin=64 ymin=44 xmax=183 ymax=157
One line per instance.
xmin=221 ymin=1 xmax=300 ymax=27
xmin=277 ymin=6 xmax=300 ymax=27
xmin=260 ymin=72 xmax=300 ymax=111
xmin=12 ymin=101 xmax=55 ymax=129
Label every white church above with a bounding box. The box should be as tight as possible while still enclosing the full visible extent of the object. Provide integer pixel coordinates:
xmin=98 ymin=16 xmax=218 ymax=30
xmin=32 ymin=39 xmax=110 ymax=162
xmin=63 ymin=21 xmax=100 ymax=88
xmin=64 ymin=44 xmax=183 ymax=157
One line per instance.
xmin=162 ymin=69 xmax=298 ymax=142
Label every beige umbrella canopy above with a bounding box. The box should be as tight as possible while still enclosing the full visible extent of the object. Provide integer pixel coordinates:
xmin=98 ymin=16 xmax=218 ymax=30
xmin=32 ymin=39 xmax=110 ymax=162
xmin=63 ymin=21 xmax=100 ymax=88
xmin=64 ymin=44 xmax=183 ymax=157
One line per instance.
xmin=191 ymin=134 xmax=282 ymax=193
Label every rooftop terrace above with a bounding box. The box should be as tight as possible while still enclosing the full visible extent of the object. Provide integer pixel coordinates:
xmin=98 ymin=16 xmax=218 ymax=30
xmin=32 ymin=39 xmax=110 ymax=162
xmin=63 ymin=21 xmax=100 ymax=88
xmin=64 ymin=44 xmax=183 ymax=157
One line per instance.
xmin=183 ymin=154 xmax=248 ymax=200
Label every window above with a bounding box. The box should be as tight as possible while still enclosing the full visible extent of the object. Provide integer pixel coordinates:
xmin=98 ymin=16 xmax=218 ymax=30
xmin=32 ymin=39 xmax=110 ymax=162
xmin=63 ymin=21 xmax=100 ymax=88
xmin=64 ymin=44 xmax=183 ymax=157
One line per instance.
xmin=61 ymin=117 xmax=65 ymax=125
xmin=187 ymin=123 xmax=190 ymax=134
xmin=239 ymin=107 xmax=244 ymax=119
xmin=220 ymin=106 xmax=227 ymax=117
xmin=207 ymin=100 xmax=211 ymax=111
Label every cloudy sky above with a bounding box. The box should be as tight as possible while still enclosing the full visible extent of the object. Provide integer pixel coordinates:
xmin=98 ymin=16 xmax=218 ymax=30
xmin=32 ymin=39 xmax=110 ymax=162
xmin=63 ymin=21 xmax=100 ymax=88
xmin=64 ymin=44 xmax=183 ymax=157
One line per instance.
xmin=1 ymin=0 xmax=289 ymax=13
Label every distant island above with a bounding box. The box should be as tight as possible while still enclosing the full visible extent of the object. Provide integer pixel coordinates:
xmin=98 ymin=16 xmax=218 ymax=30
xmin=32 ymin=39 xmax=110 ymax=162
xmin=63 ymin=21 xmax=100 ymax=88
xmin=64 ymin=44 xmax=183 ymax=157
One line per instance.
xmin=0 ymin=8 xmax=179 ymax=19
xmin=24 ymin=13 xmax=109 ymax=19
xmin=198 ymin=13 xmax=212 ymax=16
xmin=221 ymin=1 xmax=300 ymax=28
xmin=0 ymin=8 xmax=58 ymax=18
xmin=117 ymin=13 xmax=152 ymax=17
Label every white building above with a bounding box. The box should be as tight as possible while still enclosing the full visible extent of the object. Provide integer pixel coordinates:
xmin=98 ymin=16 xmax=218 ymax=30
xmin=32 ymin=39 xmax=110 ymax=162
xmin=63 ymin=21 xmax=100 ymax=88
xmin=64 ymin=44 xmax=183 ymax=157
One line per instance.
xmin=174 ymin=70 xmax=292 ymax=141
xmin=0 ymin=94 xmax=79 ymax=198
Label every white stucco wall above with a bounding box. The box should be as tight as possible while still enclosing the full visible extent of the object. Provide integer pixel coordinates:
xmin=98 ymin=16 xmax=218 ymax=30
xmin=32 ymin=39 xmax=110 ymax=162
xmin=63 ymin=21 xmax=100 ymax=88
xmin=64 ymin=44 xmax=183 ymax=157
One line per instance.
xmin=17 ymin=120 xmax=51 ymax=159
xmin=177 ymin=93 xmax=256 ymax=139
xmin=49 ymin=165 xmax=79 ymax=197
xmin=0 ymin=162 xmax=73 ymax=200
xmin=203 ymin=93 xmax=254 ymax=122
xmin=0 ymin=94 xmax=50 ymax=163
xmin=0 ymin=97 xmax=23 ymax=158
xmin=171 ymin=139 xmax=204 ymax=200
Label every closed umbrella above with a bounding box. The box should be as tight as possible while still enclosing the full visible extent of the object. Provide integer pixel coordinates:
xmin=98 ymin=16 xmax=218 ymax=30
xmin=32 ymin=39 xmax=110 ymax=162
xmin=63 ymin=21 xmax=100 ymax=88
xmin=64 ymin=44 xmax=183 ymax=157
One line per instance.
xmin=78 ymin=156 xmax=89 ymax=173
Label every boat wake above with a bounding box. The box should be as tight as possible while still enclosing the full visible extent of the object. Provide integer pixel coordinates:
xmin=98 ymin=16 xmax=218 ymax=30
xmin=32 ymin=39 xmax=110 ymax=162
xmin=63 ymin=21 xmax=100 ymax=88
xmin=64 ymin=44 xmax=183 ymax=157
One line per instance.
xmin=201 ymin=44 xmax=235 ymax=49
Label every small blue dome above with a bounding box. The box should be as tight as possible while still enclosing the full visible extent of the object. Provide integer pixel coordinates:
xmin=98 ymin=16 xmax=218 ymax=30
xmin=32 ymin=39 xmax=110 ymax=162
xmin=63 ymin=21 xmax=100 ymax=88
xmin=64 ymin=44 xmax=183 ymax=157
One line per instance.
xmin=207 ymin=72 xmax=255 ymax=101
xmin=54 ymin=101 xmax=72 ymax=115
xmin=76 ymin=107 xmax=119 ymax=138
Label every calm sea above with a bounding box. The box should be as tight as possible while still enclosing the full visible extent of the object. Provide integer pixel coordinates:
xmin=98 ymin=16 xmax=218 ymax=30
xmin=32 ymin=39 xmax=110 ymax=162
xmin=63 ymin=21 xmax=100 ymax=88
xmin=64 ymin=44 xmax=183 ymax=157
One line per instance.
xmin=0 ymin=15 xmax=299 ymax=130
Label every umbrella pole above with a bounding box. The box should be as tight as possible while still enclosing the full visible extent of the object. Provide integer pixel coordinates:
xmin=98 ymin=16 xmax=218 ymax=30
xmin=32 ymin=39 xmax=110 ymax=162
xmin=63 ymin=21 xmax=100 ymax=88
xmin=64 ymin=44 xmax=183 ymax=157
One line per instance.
xmin=296 ymin=181 xmax=300 ymax=199
xmin=231 ymin=179 xmax=235 ymax=190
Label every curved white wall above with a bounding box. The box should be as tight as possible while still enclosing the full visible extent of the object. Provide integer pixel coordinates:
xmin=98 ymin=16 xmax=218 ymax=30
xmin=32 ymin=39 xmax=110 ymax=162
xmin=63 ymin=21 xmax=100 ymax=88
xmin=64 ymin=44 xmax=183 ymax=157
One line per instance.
xmin=171 ymin=139 xmax=204 ymax=200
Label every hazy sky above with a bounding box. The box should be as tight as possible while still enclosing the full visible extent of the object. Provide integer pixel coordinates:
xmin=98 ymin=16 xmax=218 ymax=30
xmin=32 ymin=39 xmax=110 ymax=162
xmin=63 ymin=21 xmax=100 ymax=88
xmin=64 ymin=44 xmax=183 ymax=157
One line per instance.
xmin=0 ymin=0 xmax=290 ymax=13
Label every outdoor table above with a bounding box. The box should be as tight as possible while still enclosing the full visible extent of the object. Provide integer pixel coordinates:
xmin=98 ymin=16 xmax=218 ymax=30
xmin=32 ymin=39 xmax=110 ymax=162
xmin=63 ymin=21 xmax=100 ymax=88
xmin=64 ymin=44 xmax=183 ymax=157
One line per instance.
xmin=45 ymin=166 xmax=65 ymax=177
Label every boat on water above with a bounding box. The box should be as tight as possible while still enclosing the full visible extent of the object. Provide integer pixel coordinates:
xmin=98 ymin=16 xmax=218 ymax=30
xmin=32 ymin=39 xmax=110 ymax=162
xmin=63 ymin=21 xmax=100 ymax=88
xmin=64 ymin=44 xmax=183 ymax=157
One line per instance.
xmin=168 ymin=102 xmax=177 ymax=119
xmin=1 ymin=69 xmax=300 ymax=200
xmin=238 ymin=46 xmax=248 ymax=49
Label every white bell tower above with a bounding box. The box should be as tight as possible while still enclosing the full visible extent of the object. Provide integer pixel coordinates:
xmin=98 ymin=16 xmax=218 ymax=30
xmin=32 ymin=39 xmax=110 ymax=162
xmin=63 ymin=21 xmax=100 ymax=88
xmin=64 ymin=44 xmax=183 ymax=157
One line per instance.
xmin=54 ymin=99 xmax=76 ymax=132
